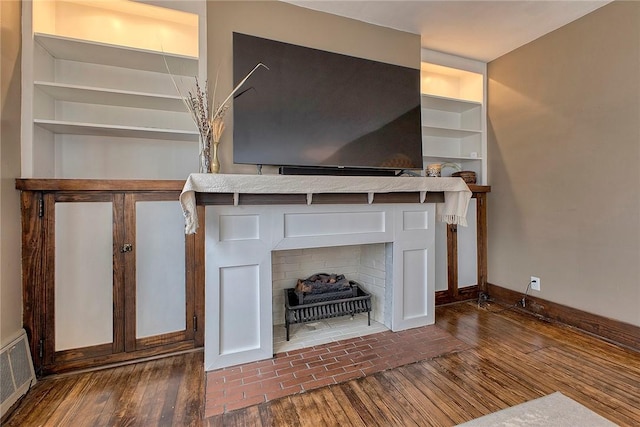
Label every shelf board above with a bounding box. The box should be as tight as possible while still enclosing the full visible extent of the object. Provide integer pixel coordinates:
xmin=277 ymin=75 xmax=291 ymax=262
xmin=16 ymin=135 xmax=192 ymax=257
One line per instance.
xmin=421 ymin=94 xmax=481 ymax=113
xmin=34 ymin=119 xmax=199 ymax=142
xmin=35 ymin=82 xmax=188 ymax=112
xmin=423 ymin=155 xmax=483 ymax=161
xmin=422 ymin=125 xmax=481 ymax=138
xmin=35 ymin=33 xmax=198 ymax=76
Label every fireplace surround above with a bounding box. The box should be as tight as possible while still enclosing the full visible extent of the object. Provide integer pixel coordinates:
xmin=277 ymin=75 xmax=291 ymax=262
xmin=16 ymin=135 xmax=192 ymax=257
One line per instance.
xmin=204 ymin=202 xmax=435 ymax=370
xmin=180 ymin=173 xmax=475 ymax=371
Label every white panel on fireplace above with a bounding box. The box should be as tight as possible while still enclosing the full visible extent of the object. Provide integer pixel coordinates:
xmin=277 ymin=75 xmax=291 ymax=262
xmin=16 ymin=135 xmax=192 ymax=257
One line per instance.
xmin=205 ymin=205 xmax=274 ymax=371
xmin=220 ymin=214 xmax=259 ymax=241
xmin=284 ymin=211 xmax=385 ymax=238
xmin=219 ymin=265 xmax=260 ymax=355
xmin=391 ymin=205 xmax=435 ymax=331
xmin=402 ymin=210 xmax=429 ymax=230
xmin=402 ymin=249 xmax=429 ymax=319
xmin=205 ymin=203 xmax=436 ymax=371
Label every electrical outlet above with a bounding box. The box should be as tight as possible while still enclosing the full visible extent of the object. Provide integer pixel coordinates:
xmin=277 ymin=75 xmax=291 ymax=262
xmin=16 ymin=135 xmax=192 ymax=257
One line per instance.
xmin=531 ymin=276 xmax=541 ymax=291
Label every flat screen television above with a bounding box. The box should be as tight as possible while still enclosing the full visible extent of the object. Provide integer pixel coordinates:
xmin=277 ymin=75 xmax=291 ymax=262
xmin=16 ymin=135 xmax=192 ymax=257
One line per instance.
xmin=232 ymin=33 xmax=423 ymax=173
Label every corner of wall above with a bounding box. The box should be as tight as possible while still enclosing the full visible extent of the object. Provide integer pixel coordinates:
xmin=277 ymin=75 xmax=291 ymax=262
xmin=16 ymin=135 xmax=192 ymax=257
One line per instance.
xmin=1 ymin=0 xmax=24 ymax=344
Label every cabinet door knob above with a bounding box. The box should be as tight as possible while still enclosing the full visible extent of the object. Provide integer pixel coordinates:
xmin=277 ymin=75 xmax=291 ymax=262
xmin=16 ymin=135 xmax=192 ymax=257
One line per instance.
xmin=121 ymin=243 xmax=133 ymax=253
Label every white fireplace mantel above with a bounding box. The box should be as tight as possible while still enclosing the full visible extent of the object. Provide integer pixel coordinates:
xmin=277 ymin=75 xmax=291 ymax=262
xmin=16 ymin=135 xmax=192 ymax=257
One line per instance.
xmin=180 ymin=174 xmax=472 ymax=371
xmin=180 ymin=173 xmax=472 ymax=234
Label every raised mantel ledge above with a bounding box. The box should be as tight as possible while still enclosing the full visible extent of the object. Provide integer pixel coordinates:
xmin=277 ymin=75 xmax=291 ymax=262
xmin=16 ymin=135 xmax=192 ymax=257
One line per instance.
xmin=179 ymin=173 xmax=475 ymax=235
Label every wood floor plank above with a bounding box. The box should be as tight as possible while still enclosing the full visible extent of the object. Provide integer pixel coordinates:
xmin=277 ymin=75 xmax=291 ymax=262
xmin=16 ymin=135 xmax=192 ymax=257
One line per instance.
xmin=526 ymin=348 xmax=640 ymax=424
xmin=141 ymin=356 xmax=177 ymax=426
xmin=308 ymin=385 xmax=366 ymax=427
xmin=5 ymin=304 xmax=640 ymax=427
xmin=157 ymin=356 xmax=187 ymax=426
xmin=77 ymin=366 xmax=120 ymax=425
xmin=454 ymin=349 xmax=542 ymax=404
xmin=436 ymin=303 xmax=555 ymax=354
xmin=393 ymin=363 xmax=463 ymax=425
xmin=426 ymin=354 xmax=523 ymax=411
xmin=9 ymin=375 xmax=81 ymax=425
xmin=3 ymin=376 xmax=64 ymax=426
xmin=474 ymin=344 xmax=559 ymax=397
xmin=257 ymin=404 xmax=274 ymax=426
xmin=290 ymin=387 xmax=336 ymax=427
xmin=542 ymin=346 xmax=640 ymax=401
xmin=267 ymin=396 xmax=303 ymax=427
xmin=338 ymin=379 xmax=400 ymax=426
xmin=104 ymin=356 xmax=161 ymax=426
xmin=222 ymin=404 xmax=264 ymax=427
xmin=384 ymin=368 xmax=461 ymax=426
xmin=59 ymin=368 xmax=117 ymax=426
xmin=357 ymin=375 xmax=422 ymax=426
xmin=322 ymin=384 xmax=368 ymax=427
xmin=172 ymin=351 xmax=205 ymax=426
xmin=411 ymin=358 xmax=493 ymax=418
xmin=491 ymin=304 xmax=639 ymax=364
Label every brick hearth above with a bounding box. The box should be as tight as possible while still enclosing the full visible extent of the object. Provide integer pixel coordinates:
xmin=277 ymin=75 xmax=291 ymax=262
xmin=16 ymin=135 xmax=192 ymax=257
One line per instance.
xmin=204 ymin=324 xmax=469 ymax=416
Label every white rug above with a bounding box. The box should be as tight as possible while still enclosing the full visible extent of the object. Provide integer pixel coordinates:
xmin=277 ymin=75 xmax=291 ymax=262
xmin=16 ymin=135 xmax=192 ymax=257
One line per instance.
xmin=457 ymin=392 xmax=617 ymax=426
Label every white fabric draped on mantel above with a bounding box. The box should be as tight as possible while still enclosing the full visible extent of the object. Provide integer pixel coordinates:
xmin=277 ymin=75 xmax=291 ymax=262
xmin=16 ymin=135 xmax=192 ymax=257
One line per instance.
xmin=179 ymin=174 xmax=472 ymax=234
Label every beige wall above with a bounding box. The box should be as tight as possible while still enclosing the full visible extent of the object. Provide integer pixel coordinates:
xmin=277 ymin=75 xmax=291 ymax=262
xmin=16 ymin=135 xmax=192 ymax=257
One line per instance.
xmin=487 ymin=1 xmax=640 ymax=326
xmin=1 ymin=0 xmax=24 ymax=344
xmin=206 ymin=0 xmax=420 ymax=174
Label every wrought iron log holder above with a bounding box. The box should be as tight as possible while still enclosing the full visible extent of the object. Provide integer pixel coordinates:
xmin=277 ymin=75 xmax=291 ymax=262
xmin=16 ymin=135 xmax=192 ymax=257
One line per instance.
xmin=284 ymin=282 xmax=371 ymax=341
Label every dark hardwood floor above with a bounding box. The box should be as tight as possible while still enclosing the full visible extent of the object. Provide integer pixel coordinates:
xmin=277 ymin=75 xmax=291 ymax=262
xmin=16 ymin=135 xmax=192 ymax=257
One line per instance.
xmin=5 ymin=301 xmax=640 ymax=426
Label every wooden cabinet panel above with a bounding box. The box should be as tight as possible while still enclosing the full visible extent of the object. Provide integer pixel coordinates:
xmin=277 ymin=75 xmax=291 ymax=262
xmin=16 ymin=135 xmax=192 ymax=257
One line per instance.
xmin=135 ymin=200 xmax=187 ymax=339
xmin=54 ymin=201 xmax=114 ymax=351
xmin=20 ymin=185 xmax=203 ymax=375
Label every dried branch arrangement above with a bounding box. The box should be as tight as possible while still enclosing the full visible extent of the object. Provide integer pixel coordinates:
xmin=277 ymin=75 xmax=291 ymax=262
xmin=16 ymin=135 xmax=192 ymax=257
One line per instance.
xmin=166 ymin=60 xmax=269 ymax=172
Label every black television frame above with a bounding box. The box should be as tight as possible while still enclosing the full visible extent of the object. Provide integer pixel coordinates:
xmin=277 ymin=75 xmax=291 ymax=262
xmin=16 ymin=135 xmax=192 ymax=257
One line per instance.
xmin=232 ymin=33 xmax=423 ymax=174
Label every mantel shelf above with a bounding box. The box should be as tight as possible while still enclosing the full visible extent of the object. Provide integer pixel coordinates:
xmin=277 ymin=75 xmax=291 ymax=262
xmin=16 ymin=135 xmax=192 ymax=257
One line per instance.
xmin=15 ymin=178 xmax=491 ymax=194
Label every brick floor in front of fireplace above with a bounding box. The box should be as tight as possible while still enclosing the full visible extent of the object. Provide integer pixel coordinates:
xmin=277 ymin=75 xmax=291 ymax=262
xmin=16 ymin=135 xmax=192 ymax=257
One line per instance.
xmin=204 ymin=322 xmax=470 ymax=416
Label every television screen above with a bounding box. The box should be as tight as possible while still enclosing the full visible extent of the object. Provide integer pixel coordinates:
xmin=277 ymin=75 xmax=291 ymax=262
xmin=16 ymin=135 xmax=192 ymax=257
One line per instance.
xmin=232 ymin=33 xmax=423 ymax=171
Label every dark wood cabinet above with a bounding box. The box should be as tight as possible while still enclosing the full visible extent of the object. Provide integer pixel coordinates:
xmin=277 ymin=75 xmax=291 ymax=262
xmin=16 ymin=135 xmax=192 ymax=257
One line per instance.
xmin=435 ymin=190 xmax=490 ymax=305
xmin=17 ymin=180 xmax=204 ymax=375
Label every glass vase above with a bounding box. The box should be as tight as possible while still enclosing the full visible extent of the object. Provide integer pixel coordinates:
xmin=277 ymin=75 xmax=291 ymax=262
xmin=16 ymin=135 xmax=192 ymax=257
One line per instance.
xmin=199 ymin=133 xmax=212 ymax=173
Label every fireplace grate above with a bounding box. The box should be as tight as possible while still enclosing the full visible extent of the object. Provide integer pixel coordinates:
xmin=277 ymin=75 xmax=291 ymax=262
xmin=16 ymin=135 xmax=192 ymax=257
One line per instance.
xmin=284 ymin=283 xmax=371 ymax=341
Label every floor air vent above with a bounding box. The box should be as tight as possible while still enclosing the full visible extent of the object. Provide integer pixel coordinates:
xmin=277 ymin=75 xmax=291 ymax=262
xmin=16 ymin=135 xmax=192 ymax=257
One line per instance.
xmin=1 ymin=330 xmax=36 ymax=418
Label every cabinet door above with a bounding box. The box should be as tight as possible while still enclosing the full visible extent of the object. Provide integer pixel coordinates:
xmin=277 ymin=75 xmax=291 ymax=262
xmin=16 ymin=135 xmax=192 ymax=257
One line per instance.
xmin=123 ymin=193 xmax=196 ymax=352
xmin=48 ymin=193 xmax=124 ymax=366
xmin=457 ymin=202 xmax=478 ymax=288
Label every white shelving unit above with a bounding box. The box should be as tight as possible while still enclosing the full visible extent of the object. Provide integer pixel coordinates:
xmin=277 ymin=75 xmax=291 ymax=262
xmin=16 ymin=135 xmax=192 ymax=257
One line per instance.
xmin=420 ymin=54 xmax=486 ymax=184
xmin=33 ymin=81 xmax=188 ymax=112
xmin=22 ymin=0 xmax=205 ymax=179
xmin=33 ymin=119 xmax=199 ymax=142
xmin=421 ymin=49 xmax=487 ymax=293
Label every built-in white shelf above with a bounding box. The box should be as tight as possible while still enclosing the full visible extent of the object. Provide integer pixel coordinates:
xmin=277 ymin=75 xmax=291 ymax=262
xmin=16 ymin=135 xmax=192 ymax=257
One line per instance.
xmin=423 ymin=155 xmax=483 ymax=161
xmin=421 ymin=94 xmax=481 ymax=113
xmin=422 ymin=125 xmax=482 ymax=138
xmin=34 ymin=82 xmax=187 ymax=112
xmin=420 ymin=55 xmax=486 ymax=185
xmin=34 ymin=33 xmax=198 ymax=76
xmin=34 ymin=119 xmax=199 ymax=142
